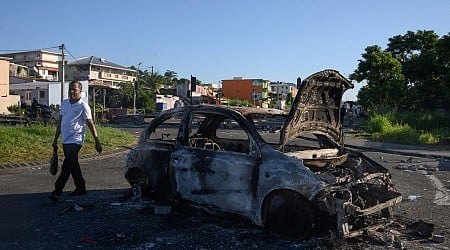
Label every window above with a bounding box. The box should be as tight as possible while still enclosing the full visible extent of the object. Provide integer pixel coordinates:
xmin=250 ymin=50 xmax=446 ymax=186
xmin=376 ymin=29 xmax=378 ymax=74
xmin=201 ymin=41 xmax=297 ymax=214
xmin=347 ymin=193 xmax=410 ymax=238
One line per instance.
xmin=39 ymin=90 xmax=45 ymax=98
xmin=25 ymin=91 xmax=32 ymax=101
xmin=148 ymin=112 xmax=183 ymax=143
xmin=188 ymin=112 xmax=250 ymax=153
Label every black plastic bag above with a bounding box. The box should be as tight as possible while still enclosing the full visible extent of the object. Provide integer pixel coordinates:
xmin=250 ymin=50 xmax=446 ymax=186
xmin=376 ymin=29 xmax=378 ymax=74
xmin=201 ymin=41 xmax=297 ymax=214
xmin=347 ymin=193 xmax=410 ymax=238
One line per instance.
xmin=50 ymin=148 xmax=58 ymax=175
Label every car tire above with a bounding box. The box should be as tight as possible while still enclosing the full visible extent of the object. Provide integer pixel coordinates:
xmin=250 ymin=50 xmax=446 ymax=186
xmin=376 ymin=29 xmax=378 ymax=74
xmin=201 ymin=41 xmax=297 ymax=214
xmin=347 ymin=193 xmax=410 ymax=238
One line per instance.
xmin=264 ymin=192 xmax=314 ymax=240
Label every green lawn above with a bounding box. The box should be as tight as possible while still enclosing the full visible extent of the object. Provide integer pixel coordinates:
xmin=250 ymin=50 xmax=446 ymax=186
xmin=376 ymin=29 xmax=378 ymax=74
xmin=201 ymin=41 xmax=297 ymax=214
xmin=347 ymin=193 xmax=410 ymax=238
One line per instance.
xmin=0 ymin=124 xmax=136 ymax=164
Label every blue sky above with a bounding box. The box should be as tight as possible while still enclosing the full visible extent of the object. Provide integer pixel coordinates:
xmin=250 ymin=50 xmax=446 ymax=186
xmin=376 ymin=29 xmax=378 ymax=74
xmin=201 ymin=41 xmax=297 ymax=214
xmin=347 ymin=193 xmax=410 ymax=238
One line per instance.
xmin=1 ymin=0 xmax=449 ymax=101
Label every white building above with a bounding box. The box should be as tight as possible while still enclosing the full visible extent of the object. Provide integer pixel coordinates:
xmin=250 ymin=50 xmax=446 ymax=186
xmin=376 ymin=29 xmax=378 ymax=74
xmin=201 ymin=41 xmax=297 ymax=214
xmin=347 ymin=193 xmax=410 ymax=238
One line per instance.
xmin=9 ymin=81 xmax=89 ymax=107
xmin=66 ymin=56 xmax=136 ymax=89
xmin=0 ymin=50 xmax=61 ymax=81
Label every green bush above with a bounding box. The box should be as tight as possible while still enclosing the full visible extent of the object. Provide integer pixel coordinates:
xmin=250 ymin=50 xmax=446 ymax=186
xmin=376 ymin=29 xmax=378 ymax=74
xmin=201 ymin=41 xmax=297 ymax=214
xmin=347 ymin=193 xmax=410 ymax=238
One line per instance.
xmin=7 ymin=104 xmax=26 ymax=116
xmin=228 ymin=99 xmax=254 ymax=107
xmin=419 ymin=132 xmax=439 ymax=145
xmin=365 ymin=114 xmax=392 ymax=133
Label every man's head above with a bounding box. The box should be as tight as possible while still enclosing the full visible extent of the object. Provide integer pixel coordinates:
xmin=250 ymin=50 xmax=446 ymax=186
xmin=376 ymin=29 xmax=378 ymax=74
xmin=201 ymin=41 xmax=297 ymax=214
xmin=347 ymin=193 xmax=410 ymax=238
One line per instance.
xmin=69 ymin=81 xmax=82 ymax=103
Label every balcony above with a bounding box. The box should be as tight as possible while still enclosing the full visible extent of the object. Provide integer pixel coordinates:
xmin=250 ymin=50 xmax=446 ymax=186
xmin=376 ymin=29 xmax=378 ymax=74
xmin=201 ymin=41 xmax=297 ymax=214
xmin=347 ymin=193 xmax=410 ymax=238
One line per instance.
xmin=99 ymin=72 xmax=133 ymax=82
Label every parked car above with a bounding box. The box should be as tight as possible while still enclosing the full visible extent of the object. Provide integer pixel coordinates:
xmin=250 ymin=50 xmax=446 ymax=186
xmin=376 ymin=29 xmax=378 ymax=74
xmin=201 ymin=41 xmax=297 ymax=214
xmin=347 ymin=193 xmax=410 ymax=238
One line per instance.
xmin=124 ymin=69 xmax=402 ymax=240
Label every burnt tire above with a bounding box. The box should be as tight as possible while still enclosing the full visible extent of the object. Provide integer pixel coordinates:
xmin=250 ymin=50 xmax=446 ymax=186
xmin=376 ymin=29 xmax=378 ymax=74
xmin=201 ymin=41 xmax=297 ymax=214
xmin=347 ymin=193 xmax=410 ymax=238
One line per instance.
xmin=264 ymin=193 xmax=314 ymax=240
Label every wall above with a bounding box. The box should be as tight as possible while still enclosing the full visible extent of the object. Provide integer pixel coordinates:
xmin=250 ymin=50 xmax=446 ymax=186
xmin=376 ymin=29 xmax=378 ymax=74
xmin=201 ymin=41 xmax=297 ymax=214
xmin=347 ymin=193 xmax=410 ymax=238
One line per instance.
xmin=0 ymin=59 xmax=9 ymax=96
xmin=221 ymin=79 xmax=263 ymax=105
xmin=0 ymin=58 xmax=20 ymax=114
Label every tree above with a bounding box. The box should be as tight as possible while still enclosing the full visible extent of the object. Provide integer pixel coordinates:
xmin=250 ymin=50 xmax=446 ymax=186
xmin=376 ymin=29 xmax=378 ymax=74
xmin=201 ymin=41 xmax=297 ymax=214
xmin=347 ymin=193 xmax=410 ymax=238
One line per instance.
xmin=116 ymin=82 xmax=134 ymax=107
xmin=386 ymin=30 xmax=441 ymax=109
xmin=164 ymin=70 xmax=178 ymax=86
xmin=350 ymin=45 xmax=406 ymax=110
xmin=177 ymin=78 xmax=190 ymax=85
xmin=436 ymin=33 xmax=450 ymax=108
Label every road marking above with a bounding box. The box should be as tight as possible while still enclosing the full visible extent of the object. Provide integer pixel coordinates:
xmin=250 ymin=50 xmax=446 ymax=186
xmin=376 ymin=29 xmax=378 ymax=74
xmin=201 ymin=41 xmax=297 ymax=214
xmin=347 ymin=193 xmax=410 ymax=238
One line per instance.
xmin=426 ymin=175 xmax=450 ymax=206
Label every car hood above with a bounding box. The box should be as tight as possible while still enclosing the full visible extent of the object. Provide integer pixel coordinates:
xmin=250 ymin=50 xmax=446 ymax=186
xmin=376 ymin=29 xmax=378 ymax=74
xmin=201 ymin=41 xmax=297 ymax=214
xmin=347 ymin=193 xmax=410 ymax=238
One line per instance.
xmin=279 ymin=69 xmax=353 ymax=148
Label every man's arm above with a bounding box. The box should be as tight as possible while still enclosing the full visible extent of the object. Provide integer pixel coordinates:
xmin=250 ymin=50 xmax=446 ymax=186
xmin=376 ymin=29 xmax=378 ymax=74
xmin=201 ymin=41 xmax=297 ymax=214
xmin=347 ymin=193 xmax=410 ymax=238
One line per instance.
xmin=86 ymin=119 xmax=102 ymax=153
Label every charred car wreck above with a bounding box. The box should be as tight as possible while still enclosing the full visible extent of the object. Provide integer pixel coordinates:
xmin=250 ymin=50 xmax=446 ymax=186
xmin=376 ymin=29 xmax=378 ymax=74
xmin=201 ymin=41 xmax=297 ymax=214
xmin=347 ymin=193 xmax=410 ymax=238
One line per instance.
xmin=125 ymin=69 xmax=402 ymax=240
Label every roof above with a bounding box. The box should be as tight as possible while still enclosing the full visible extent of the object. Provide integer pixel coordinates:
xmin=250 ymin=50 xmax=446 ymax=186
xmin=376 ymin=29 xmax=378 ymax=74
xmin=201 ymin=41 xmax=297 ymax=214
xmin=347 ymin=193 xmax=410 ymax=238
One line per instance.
xmin=0 ymin=50 xmax=61 ymax=56
xmin=66 ymin=56 xmax=135 ymax=71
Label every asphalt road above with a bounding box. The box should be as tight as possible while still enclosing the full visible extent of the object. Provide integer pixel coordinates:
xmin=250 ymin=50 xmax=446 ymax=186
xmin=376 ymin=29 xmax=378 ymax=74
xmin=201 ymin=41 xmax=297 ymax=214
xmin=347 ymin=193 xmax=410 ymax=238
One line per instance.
xmin=0 ymin=126 xmax=449 ymax=249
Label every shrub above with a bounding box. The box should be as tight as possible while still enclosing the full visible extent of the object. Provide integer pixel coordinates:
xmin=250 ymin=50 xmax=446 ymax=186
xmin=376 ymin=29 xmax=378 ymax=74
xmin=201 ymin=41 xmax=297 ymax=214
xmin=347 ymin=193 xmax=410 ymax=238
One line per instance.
xmin=7 ymin=104 xmax=25 ymax=116
xmin=228 ymin=99 xmax=254 ymax=107
xmin=372 ymin=123 xmax=419 ymax=145
xmin=419 ymin=132 xmax=439 ymax=145
xmin=365 ymin=114 xmax=392 ymax=133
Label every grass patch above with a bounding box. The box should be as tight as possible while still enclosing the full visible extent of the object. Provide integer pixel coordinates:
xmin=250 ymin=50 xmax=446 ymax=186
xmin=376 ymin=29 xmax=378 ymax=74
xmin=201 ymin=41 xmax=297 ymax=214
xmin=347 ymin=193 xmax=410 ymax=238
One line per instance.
xmin=0 ymin=124 xmax=136 ymax=164
xmin=362 ymin=111 xmax=450 ymax=146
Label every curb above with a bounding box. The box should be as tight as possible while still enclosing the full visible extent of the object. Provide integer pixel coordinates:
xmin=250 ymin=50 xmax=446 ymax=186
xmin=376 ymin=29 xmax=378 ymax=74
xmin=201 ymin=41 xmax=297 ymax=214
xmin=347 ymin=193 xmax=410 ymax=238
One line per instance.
xmin=0 ymin=147 xmax=131 ymax=171
xmin=345 ymin=143 xmax=450 ymax=161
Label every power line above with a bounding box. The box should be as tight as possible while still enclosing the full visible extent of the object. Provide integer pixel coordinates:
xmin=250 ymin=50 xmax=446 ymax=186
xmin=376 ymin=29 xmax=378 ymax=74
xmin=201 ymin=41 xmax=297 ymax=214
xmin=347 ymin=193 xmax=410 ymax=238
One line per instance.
xmin=64 ymin=47 xmax=83 ymax=63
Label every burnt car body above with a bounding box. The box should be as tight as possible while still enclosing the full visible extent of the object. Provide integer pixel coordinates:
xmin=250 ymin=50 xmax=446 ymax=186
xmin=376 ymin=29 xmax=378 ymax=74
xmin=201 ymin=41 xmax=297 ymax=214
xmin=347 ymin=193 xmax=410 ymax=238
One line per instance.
xmin=125 ymin=69 xmax=402 ymax=240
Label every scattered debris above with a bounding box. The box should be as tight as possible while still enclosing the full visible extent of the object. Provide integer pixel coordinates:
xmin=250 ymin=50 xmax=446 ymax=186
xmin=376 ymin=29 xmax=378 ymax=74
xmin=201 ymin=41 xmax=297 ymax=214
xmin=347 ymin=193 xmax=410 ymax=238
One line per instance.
xmin=58 ymin=205 xmax=74 ymax=216
xmin=116 ymin=233 xmax=126 ymax=238
xmin=407 ymin=195 xmax=421 ymax=202
xmin=74 ymin=204 xmax=84 ymax=212
xmin=366 ymin=229 xmax=396 ymax=246
xmin=80 ymin=237 xmax=97 ymax=244
xmin=432 ymin=234 xmax=445 ymax=243
xmin=395 ymin=163 xmax=436 ymax=172
xmin=58 ymin=203 xmax=92 ymax=215
xmin=406 ymin=220 xmax=434 ymax=237
xmin=155 ymin=205 xmax=171 ymax=215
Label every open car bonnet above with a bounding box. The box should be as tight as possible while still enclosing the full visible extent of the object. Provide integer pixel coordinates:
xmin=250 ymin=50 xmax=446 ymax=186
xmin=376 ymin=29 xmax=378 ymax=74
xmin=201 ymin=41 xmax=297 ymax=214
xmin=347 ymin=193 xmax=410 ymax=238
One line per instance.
xmin=279 ymin=69 xmax=353 ymax=148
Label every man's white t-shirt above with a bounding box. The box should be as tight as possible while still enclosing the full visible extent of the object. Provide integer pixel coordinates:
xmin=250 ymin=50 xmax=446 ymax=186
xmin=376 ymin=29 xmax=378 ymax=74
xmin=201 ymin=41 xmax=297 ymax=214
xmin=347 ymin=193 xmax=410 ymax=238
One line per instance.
xmin=60 ymin=98 xmax=92 ymax=145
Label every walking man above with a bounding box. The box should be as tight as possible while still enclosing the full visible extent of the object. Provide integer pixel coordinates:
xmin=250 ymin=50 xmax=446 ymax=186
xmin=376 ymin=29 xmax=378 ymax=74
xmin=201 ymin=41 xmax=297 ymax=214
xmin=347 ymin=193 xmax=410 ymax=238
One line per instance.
xmin=49 ymin=81 xmax=102 ymax=201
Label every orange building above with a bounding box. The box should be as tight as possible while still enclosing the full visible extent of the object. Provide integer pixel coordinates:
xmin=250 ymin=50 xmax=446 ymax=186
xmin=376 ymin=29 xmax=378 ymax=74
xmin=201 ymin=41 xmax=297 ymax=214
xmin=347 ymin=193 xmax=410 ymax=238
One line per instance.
xmin=221 ymin=77 xmax=269 ymax=106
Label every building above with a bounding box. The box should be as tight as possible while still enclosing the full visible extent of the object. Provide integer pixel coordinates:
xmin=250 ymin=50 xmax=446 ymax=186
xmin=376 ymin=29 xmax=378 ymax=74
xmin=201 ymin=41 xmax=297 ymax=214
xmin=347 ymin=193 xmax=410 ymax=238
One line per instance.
xmin=269 ymin=81 xmax=298 ymax=108
xmin=0 ymin=57 xmax=21 ymax=114
xmin=176 ymin=83 xmax=209 ymax=105
xmin=65 ymin=56 xmax=136 ymax=89
xmin=65 ymin=56 xmax=137 ymax=108
xmin=9 ymin=81 xmax=89 ymax=107
xmin=221 ymin=78 xmax=270 ymax=107
xmin=0 ymin=50 xmax=61 ymax=81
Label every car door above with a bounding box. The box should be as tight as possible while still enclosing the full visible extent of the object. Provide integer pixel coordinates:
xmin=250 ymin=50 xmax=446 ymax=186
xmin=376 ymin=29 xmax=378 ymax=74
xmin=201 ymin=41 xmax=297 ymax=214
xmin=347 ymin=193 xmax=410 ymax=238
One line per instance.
xmin=171 ymin=110 xmax=260 ymax=216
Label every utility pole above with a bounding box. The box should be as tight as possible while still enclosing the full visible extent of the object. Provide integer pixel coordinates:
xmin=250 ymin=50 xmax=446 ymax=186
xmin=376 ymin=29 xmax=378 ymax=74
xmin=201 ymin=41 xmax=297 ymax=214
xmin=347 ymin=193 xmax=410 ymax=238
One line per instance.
xmin=59 ymin=44 xmax=65 ymax=104
xmin=134 ymin=62 xmax=141 ymax=115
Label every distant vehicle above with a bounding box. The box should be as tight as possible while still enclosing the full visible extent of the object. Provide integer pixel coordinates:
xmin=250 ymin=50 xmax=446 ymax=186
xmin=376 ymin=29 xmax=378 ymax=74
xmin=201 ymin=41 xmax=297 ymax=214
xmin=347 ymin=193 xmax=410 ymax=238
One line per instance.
xmin=124 ymin=70 xmax=402 ymax=240
xmin=24 ymin=99 xmax=53 ymax=123
xmin=174 ymin=100 xmax=183 ymax=108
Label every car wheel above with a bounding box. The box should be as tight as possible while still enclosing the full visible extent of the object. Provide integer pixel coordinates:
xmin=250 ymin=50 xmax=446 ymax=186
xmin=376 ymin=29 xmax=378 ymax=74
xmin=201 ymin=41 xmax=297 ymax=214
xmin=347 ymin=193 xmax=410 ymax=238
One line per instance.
xmin=264 ymin=192 xmax=314 ymax=240
xmin=125 ymin=167 xmax=146 ymax=187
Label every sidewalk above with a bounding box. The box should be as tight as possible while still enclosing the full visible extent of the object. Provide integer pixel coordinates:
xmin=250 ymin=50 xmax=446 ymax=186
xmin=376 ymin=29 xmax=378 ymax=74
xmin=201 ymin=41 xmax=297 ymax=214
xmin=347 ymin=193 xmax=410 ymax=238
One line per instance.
xmin=343 ymin=129 xmax=450 ymax=160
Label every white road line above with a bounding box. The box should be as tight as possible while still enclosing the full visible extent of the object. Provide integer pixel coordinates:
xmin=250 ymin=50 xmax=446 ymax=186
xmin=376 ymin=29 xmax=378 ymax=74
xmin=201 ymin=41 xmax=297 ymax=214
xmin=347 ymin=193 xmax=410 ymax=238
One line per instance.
xmin=426 ymin=175 xmax=450 ymax=206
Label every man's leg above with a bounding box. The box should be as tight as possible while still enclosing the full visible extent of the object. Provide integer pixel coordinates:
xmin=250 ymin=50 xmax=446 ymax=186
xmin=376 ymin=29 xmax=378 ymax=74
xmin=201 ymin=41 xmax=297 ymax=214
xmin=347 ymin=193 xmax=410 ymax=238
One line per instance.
xmin=63 ymin=144 xmax=85 ymax=192
xmin=49 ymin=144 xmax=81 ymax=201
xmin=53 ymin=144 xmax=77 ymax=195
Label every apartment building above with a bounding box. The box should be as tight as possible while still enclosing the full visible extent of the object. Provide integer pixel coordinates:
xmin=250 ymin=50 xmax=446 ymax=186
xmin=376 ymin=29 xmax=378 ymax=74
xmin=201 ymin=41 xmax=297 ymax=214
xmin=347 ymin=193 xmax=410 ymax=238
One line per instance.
xmin=270 ymin=81 xmax=298 ymax=101
xmin=0 ymin=50 xmax=61 ymax=81
xmin=221 ymin=78 xmax=270 ymax=107
xmin=65 ymin=56 xmax=136 ymax=89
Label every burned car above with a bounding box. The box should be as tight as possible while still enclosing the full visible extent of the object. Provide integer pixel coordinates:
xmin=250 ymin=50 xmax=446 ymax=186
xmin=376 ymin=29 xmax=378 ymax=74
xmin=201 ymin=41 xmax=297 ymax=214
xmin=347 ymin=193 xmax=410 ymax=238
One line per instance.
xmin=125 ymin=69 xmax=402 ymax=240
